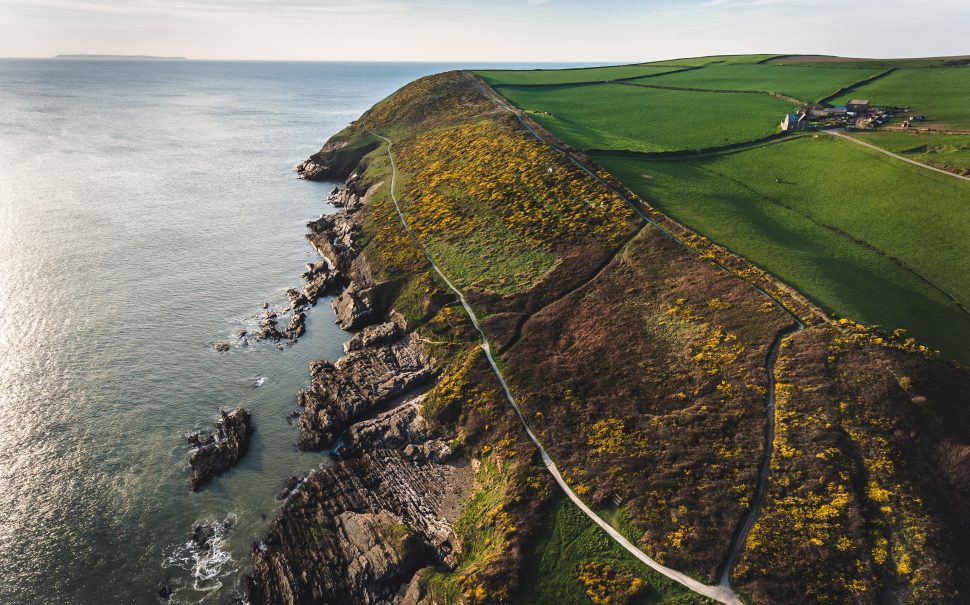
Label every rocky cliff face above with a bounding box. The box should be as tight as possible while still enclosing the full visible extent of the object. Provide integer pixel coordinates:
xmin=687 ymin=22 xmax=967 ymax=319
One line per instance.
xmin=296 ymin=322 xmax=435 ymax=450
xmin=187 ymin=406 xmax=253 ymax=491
xmin=247 ymin=446 xmax=464 ymax=604
xmin=246 ymin=159 xmax=470 ymax=603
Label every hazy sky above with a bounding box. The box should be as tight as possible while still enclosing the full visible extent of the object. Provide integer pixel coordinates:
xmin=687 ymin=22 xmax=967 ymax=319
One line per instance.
xmin=1 ymin=0 xmax=968 ymax=61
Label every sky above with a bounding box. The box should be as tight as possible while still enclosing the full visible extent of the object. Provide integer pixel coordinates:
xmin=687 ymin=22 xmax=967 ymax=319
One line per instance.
xmin=1 ymin=0 xmax=968 ymax=62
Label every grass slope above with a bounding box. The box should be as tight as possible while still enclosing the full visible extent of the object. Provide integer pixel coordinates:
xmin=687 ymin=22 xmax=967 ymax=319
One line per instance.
xmin=832 ymin=68 xmax=970 ymax=129
xmin=771 ymin=55 xmax=970 ymax=69
xmin=511 ymin=495 xmax=711 ymax=605
xmin=596 ymin=135 xmax=970 ymax=363
xmin=850 ymin=131 xmax=970 ymax=173
xmin=477 ymin=64 xmax=686 ymax=86
xmin=498 ymin=83 xmax=794 ymax=152
xmin=643 ymin=54 xmax=780 ymax=67
xmin=636 ymin=64 xmax=882 ymax=102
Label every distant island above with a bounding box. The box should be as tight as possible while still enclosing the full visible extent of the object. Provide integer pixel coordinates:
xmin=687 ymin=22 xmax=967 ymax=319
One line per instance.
xmin=54 ymin=54 xmax=187 ymax=60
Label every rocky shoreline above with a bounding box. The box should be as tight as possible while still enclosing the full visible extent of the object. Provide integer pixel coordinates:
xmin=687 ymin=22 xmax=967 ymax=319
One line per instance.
xmin=245 ymin=159 xmax=470 ymax=604
xmin=187 ymin=406 xmax=254 ymax=491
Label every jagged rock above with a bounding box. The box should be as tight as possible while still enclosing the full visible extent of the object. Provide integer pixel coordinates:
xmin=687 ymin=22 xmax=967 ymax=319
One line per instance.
xmin=246 ymin=450 xmax=458 ymax=605
xmin=344 ymin=317 xmax=405 ymax=353
xmin=342 ymin=397 xmax=432 ymax=457
xmin=303 ymin=268 xmax=343 ymax=304
xmin=256 ymin=311 xmax=283 ymax=342
xmin=307 ymin=210 xmax=361 ymax=274
xmin=286 ymin=310 xmax=306 ymax=341
xmin=286 ymin=288 xmax=309 ymax=309
xmin=214 ymin=341 xmax=230 ymax=353
xmin=301 ymin=261 xmax=329 ymax=281
xmin=328 ymin=175 xmax=366 ymax=211
xmin=187 ymin=407 xmax=253 ymax=491
xmin=331 ymin=282 xmax=374 ymax=330
xmin=295 ymin=134 xmax=378 ymax=181
xmin=403 ymin=440 xmax=453 ymax=465
xmin=276 ymin=476 xmax=302 ymax=501
xmin=297 ymin=336 xmax=434 ymax=450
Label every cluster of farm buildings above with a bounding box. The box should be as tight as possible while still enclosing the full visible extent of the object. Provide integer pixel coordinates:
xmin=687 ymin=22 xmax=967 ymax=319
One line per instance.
xmin=780 ymin=100 xmax=926 ymax=132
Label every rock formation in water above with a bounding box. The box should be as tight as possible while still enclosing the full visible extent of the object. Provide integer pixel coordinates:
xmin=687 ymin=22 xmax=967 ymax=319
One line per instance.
xmin=296 ymin=323 xmax=435 ymax=450
xmin=187 ymin=406 xmax=253 ymax=491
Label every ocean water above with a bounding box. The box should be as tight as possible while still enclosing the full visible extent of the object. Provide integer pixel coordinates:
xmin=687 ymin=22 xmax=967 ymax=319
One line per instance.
xmin=0 ymin=59 xmax=584 ymax=604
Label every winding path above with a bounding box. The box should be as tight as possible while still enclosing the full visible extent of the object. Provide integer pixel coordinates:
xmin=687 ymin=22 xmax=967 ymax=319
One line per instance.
xmin=364 ymin=123 xmax=744 ymax=605
xmin=821 ymin=128 xmax=970 ymax=182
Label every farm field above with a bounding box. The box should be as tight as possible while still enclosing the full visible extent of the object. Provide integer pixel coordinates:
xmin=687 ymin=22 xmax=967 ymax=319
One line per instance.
xmin=831 ymin=68 xmax=970 ymax=129
xmin=850 ymin=131 xmax=970 ymax=173
xmin=495 ymin=83 xmax=794 ymax=152
xmin=770 ymin=55 xmax=970 ymax=69
xmin=595 ymin=135 xmax=970 ymax=363
xmin=633 ymin=63 xmax=882 ymax=102
xmin=477 ymin=64 xmax=686 ymax=86
xmin=642 ymin=54 xmax=781 ymax=67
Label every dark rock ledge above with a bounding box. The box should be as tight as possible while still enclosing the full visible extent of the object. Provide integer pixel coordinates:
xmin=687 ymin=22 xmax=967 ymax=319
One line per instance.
xmin=187 ymin=406 xmax=253 ymax=491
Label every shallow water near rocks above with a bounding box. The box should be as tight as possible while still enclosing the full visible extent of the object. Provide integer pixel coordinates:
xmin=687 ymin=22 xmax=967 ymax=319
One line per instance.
xmin=0 ymin=58 xmax=581 ymax=604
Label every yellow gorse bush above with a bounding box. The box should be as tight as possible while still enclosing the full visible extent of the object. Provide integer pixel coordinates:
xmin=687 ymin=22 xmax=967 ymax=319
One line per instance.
xmin=396 ymin=119 xmax=636 ymax=249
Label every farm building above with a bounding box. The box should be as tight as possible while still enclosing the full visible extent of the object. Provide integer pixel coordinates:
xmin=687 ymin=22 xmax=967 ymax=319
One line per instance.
xmin=846 ymin=99 xmax=870 ymax=114
xmin=780 ymin=112 xmax=808 ymax=131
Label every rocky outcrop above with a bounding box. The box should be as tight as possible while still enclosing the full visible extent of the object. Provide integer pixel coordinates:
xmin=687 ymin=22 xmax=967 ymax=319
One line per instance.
xmin=187 ymin=407 xmax=253 ymax=491
xmin=328 ymin=172 xmax=368 ymax=211
xmin=345 ymin=314 xmax=405 ymax=352
xmin=255 ymin=310 xmax=284 ymax=343
xmin=301 ymin=264 xmax=343 ymax=304
xmin=247 ymin=450 xmax=459 ymax=605
xmin=296 ymin=133 xmax=379 ymax=181
xmin=342 ymin=397 xmax=432 ymax=455
xmin=331 ymin=282 xmax=375 ymax=330
xmin=296 ymin=324 xmax=434 ymax=450
xmin=307 ymin=209 xmax=361 ymax=274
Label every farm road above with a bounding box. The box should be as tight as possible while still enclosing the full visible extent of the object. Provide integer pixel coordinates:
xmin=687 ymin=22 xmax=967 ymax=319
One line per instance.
xmin=823 ymin=128 xmax=970 ymax=182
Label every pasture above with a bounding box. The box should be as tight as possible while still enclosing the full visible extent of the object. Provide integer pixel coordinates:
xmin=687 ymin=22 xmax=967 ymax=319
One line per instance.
xmin=477 ymin=64 xmax=685 ymax=86
xmin=596 ymin=135 xmax=970 ymax=362
xmin=642 ymin=54 xmax=781 ymax=67
xmin=850 ymin=131 xmax=970 ymax=173
xmin=497 ymin=82 xmax=794 ymax=152
xmin=635 ymin=63 xmax=882 ymax=102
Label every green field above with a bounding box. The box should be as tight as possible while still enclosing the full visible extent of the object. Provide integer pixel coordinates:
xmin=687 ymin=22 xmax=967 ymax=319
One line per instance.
xmin=832 ymin=68 xmax=970 ymax=129
xmin=634 ymin=63 xmax=882 ymax=102
xmin=477 ymin=64 xmax=686 ymax=86
xmin=498 ymin=83 xmax=795 ymax=152
xmin=596 ymin=135 xmax=970 ymax=362
xmin=771 ymin=55 xmax=970 ymax=69
xmin=512 ymin=495 xmax=709 ymax=605
xmin=643 ymin=54 xmax=781 ymax=67
xmin=850 ymin=131 xmax=970 ymax=173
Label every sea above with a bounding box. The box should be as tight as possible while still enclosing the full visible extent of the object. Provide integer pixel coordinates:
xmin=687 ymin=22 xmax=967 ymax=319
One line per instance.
xmin=0 ymin=59 xmax=586 ymax=604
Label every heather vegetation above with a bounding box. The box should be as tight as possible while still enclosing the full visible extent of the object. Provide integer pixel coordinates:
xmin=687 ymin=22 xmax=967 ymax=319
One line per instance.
xmin=501 ymin=225 xmax=793 ymax=580
xmin=735 ymin=322 xmax=970 ymax=603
